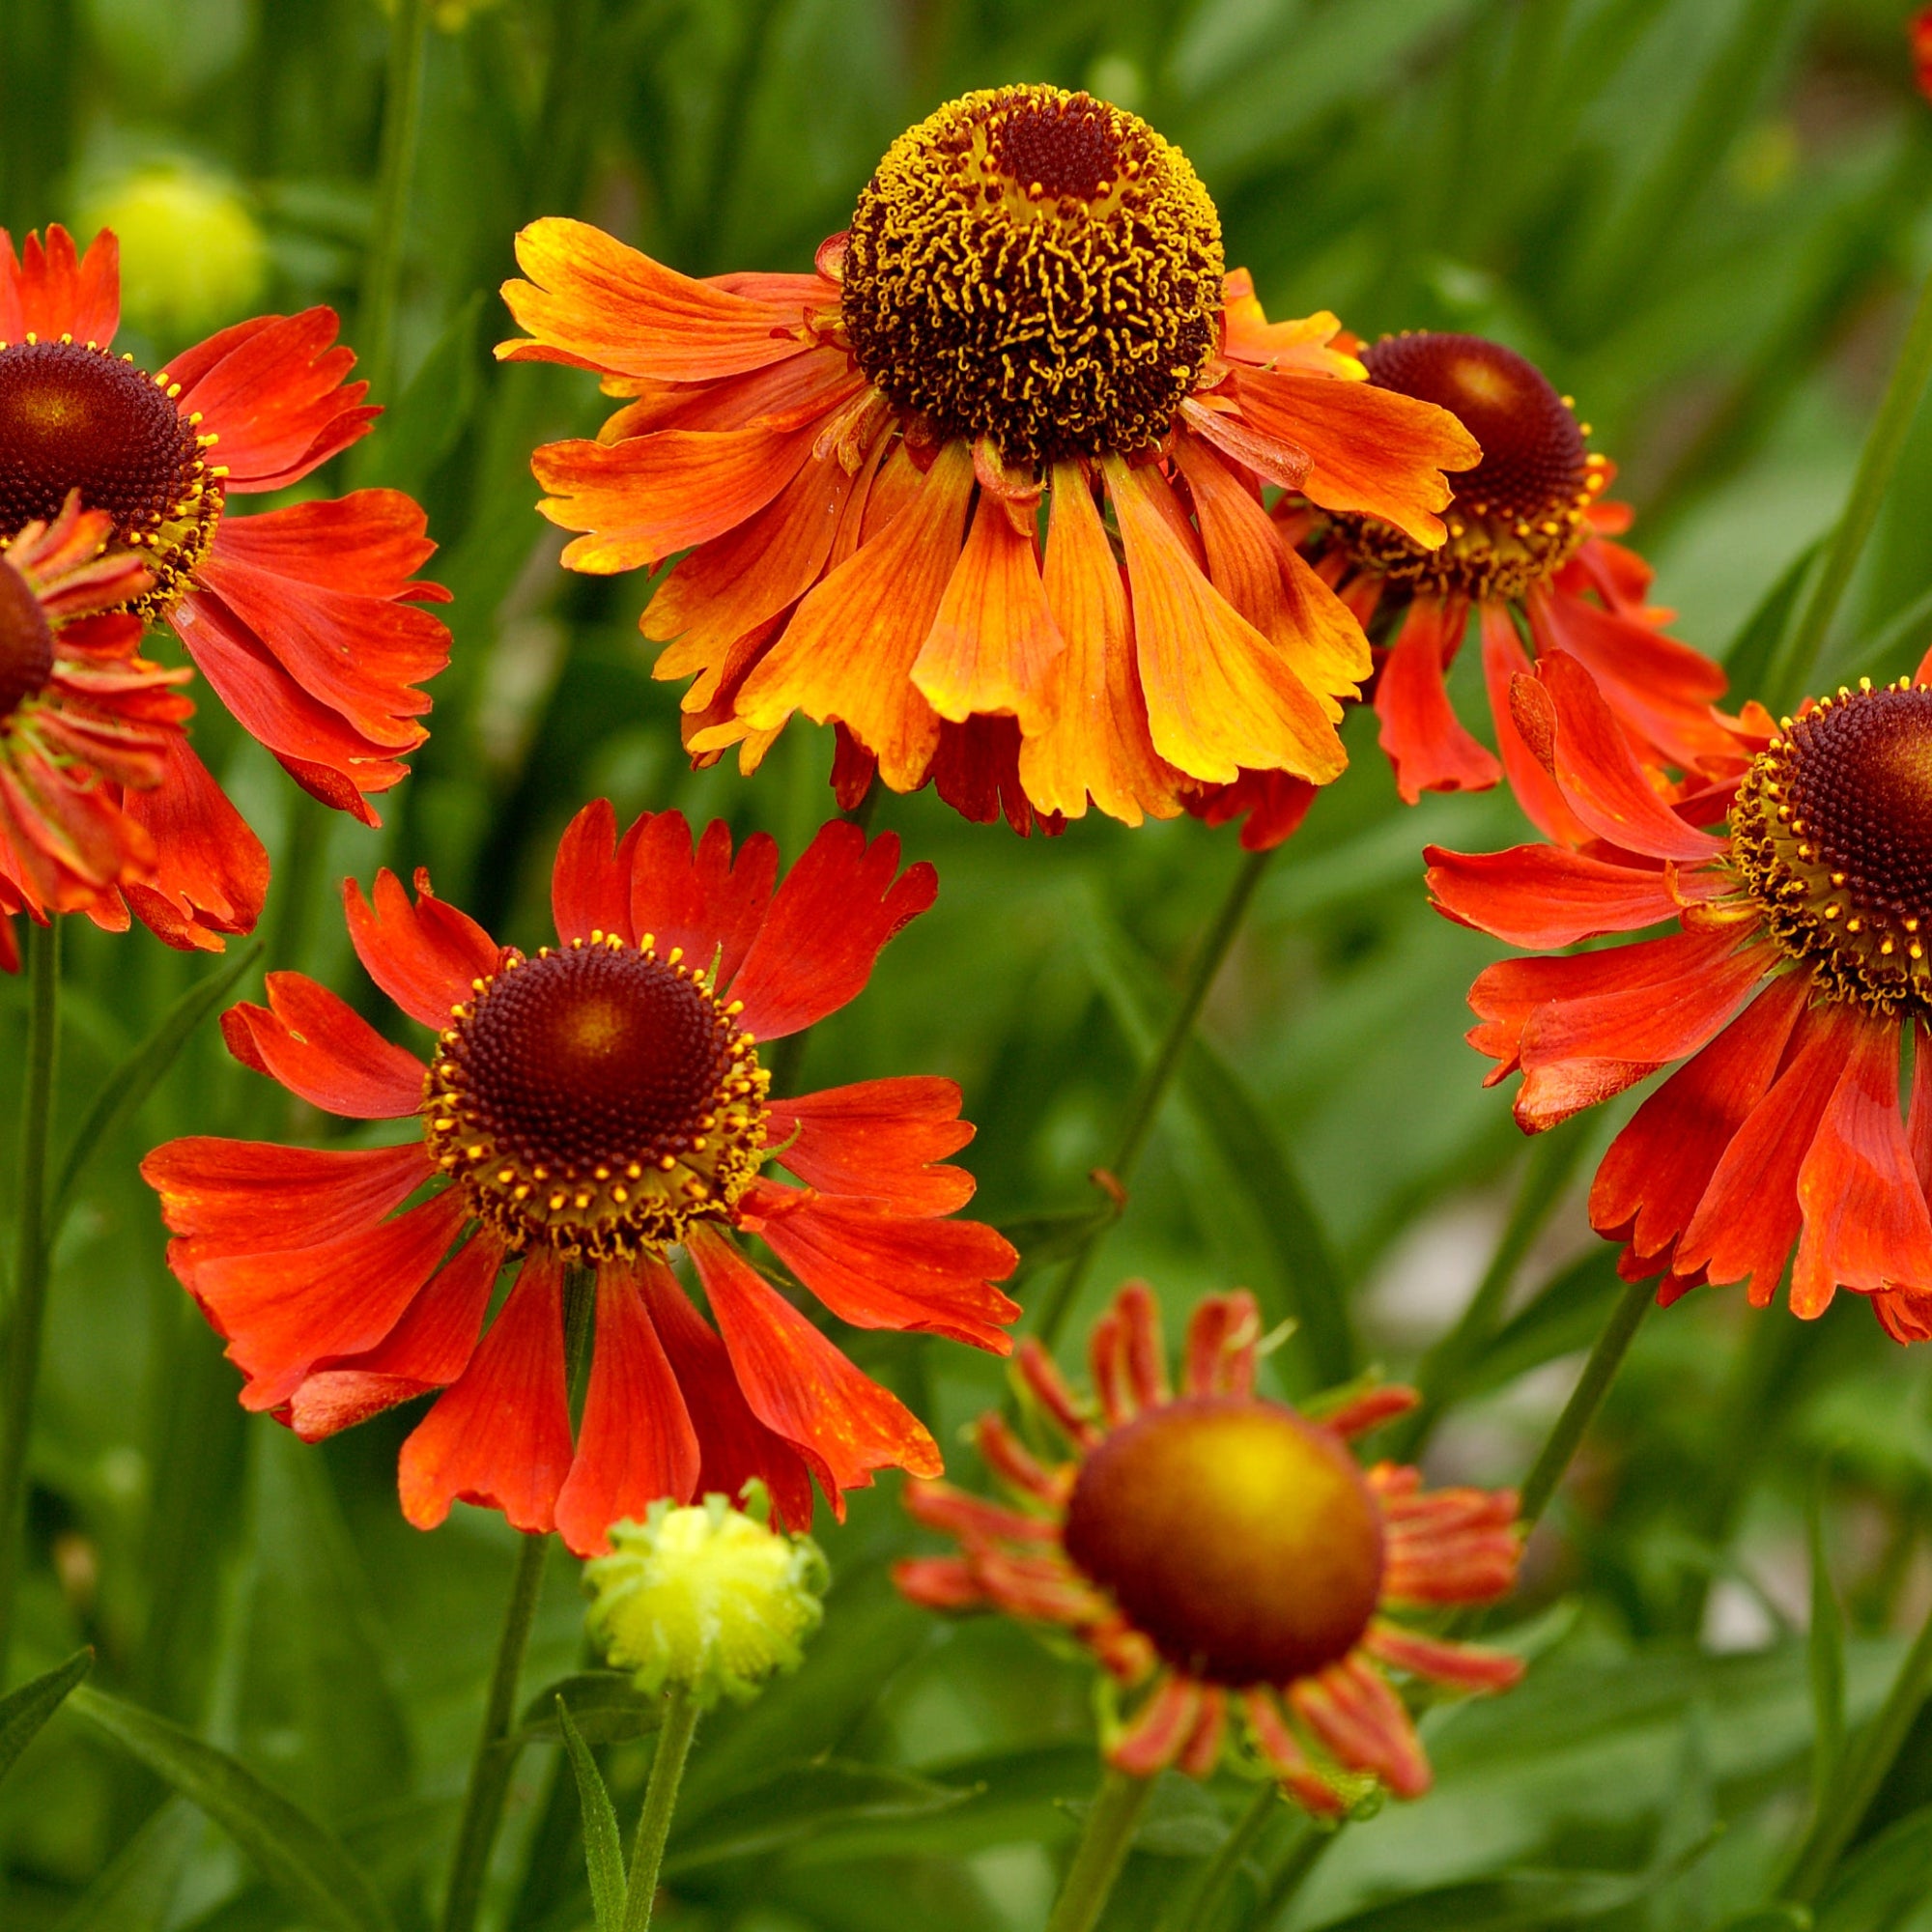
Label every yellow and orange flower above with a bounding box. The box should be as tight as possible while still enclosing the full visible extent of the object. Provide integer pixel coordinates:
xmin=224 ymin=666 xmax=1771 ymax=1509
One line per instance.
xmin=142 ymin=803 xmax=1019 ymax=1553
xmin=1284 ymin=331 xmax=1738 ymax=839
xmin=498 ymin=86 xmax=1479 ymax=835
xmin=1430 ymin=652 xmax=1932 ymax=1340
xmin=0 ymin=225 xmax=451 ymax=884
xmin=0 ymin=496 xmax=200 ymax=961
xmin=895 ymin=1281 xmax=1522 ymax=1812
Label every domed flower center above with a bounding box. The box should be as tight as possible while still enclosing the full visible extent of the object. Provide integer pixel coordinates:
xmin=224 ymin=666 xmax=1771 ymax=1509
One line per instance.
xmin=0 ymin=557 xmax=55 ymax=720
xmin=1733 ymin=680 xmax=1932 ymax=1010
xmin=1062 ymin=1396 xmax=1383 ymax=1687
xmin=0 ymin=338 xmax=222 ymax=616
xmin=839 ymin=85 xmax=1225 ymax=468
xmin=1332 ymin=332 xmax=1605 ymax=601
xmin=425 ymin=933 xmax=769 ymax=1260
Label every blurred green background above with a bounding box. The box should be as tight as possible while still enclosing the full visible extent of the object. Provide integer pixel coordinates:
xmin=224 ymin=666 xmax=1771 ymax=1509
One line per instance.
xmin=8 ymin=0 xmax=1932 ymax=1926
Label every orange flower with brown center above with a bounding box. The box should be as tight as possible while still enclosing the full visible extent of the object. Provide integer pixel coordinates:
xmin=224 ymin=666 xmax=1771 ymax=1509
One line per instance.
xmin=896 ymin=1282 xmax=1523 ymax=1812
xmin=498 ymin=86 xmax=1479 ymax=836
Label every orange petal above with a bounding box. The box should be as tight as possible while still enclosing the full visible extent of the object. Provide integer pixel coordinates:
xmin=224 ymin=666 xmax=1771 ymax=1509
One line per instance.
xmin=1106 ymin=457 xmax=1346 ymax=786
xmin=911 ymin=487 xmax=1062 ymax=729
xmin=736 ymin=440 xmax=974 ymax=790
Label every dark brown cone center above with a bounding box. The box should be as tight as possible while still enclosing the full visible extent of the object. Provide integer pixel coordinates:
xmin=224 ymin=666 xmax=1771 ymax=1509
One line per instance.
xmin=994 ymin=91 xmax=1123 ymax=199
xmin=0 ymin=557 xmax=55 ymax=719
xmin=1364 ymin=332 xmax=1586 ymax=526
xmin=0 ymin=340 xmax=200 ymax=540
xmin=1062 ymin=1396 xmax=1384 ymax=1688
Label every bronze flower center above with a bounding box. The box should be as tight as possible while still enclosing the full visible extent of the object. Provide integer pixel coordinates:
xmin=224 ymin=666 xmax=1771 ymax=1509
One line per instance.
xmin=0 ymin=556 xmax=55 ymax=720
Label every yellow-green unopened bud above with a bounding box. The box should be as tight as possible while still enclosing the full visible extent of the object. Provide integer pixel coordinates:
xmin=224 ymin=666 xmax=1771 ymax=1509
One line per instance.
xmin=77 ymin=165 xmax=267 ymax=339
xmin=583 ymin=1492 xmax=827 ymax=1709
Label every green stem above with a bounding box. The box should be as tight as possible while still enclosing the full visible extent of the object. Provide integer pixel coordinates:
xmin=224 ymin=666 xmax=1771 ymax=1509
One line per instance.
xmin=1518 ymin=1271 xmax=1654 ymax=1529
xmin=1035 ymin=845 xmax=1273 ymax=1351
xmin=621 ymin=1683 xmax=700 ymax=1932
xmin=1765 ymin=256 xmax=1932 ymax=709
xmin=439 ymin=1267 xmax=595 ymax=1932
xmin=0 ymin=918 xmax=61 ymax=1680
xmin=358 ymin=0 xmax=432 ymax=404
xmin=1251 ymin=1820 xmax=1334 ymax=1926
xmin=1779 ymin=1591 xmax=1932 ymax=1904
xmin=1155 ymin=1781 xmax=1276 ymax=1932
xmin=1045 ymin=1766 xmax=1154 ymax=1932
xmin=1390 ymin=1122 xmax=1588 ymax=1463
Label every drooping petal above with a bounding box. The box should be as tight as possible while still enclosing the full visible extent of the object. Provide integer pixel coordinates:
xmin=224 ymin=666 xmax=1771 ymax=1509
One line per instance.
xmin=1110 ymin=1676 xmax=1205 ymax=1777
xmin=119 ymin=734 xmax=270 ymax=951
xmin=1427 ymin=842 xmax=1682 ymax=948
xmin=766 ymin=1077 xmax=975 ymax=1214
xmin=1480 ymin=604 xmax=1590 ymax=846
xmin=1375 ymin=597 xmax=1497 ymax=803
xmin=739 ymin=1179 xmax=1019 ymax=1353
xmin=554 ymin=1258 xmax=702 ymax=1555
xmin=724 ymin=820 xmax=934 ymax=1040
xmin=220 ymin=971 xmax=427 ymax=1118
xmin=344 ymin=867 xmax=502 ymax=1032
xmin=686 ymin=1225 xmax=942 ymax=1509
xmin=1290 ymin=1655 xmax=1431 ymax=1798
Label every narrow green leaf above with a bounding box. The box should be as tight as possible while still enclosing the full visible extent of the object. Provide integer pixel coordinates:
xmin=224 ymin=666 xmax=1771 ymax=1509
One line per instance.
xmin=53 ymin=1796 xmax=200 ymax=1932
xmin=0 ymin=1645 xmax=91 ymax=1785
xmin=69 ymin=1686 xmax=393 ymax=1932
xmin=1807 ymin=1475 xmax=1847 ymax=1810
xmin=516 ymin=1670 xmax=663 ymax=1746
xmin=1724 ymin=538 xmax=1823 ymax=696
xmin=362 ymin=289 xmax=484 ymax=497
xmin=1814 ymin=1799 xmax=1932 ymax=1931
xmin=1718 ymin=1913 xmax=1811 ymax=1932
xmin=50 ymin=941 xmax=264 ymax=1229
xmin=557 ymin=1698 xmax=625 ymax=1932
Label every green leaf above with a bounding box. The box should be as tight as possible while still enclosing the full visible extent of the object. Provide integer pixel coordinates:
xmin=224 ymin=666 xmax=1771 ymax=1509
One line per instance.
xmin=557 ymin=1698 xmax=625 ymax=1932
xmin=49 ymin=941 xmax=263 ymax=1229
xmin=354 ymin=290 xmax=483 ymax=497
xmin=1814 ymin=1799 xmax=1932 ymax=1931
xmin=1807 ymin=1475 xmax=1846 ymax=1809
xmin=1315 ymin=1859 xmax=1712 ymax=1932
xmin=1717 ymin=1913 xmax=1811 ymax=1932
xmin=516 ymin=1671 xmax=664 ymax=1747
xmin=665 ymin=1759 xmax=974 ymax=1874
xmin=997 ymin=1204 xmax=1118 ymax=1281
xmin=53 ymin=1796 xmax=201 ymax=1932
xmin=70 ymin=1686 xmax=394 ymax=1932
xmin=0 ymin=1645 xmax=92 ymax=1786
xmin=1724 ymin=537 xmax=1823 ymax=694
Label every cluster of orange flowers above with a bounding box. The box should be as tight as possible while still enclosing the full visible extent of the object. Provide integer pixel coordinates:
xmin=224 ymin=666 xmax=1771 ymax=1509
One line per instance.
xmin=13 ymin=77 xmax=1932 ymax=1816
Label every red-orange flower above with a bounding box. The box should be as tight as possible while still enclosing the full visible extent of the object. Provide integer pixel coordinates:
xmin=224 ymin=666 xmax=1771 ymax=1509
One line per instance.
xmin=0 ymin=496 xmax=197 ymax=960
xmin=0 ymin=225 xmax=451 ymax=868
xmin=498 ymin=87 xmax=1479 ymax=835
xmin=1431 ymin=650 xmax=1932 ymax=1340
xmin=1287 ymin=332 xmax=1737 ymax=839
xmin=896 ymin=1281 xmax=1522 ymax=1812
xmin=141 ymin=805 xmax=1020 ymax=1552
xmin=1912 ymin=6 xmax=1932 ymax=103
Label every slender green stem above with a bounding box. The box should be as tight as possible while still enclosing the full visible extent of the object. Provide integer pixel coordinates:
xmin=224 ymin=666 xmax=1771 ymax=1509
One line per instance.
xmin=1765 ymin=256 xmax=1932 ymax=709
xmin=358 ymin=0 xmax=432 ymax=404
xmin=1518 ymin=1271 xmax=1654 ymax=1529
xmin=1155 ymin=1781 xmax=1276 ymax=1932
xmin=1251 ymin=1819 xmax=1334 ymax=1926
xmin=1035 ymin=845 xmax=1273 ymax=1350
xmin=439 ymin=1268 xmax=596 ymax=1932
xmin=0 ymin=918 xmax=61 ymax=1680
xmin=1045 ymin=1766 xmax=1154 ymax=1932
xmin=1390 ymin=1122 xmax=1588 ymax=1462
xmin=621 ymin=1683 xmax=700 ymax=1932
xmin=1779 ymin=1592 xmax=1932 ymax=1904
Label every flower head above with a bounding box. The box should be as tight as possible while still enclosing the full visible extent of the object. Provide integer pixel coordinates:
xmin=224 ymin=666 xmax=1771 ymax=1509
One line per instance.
xmin=584 ymin=1490 xmax=827 ymax=1708
xmin=1288 ymin=330 xmax=1736 ymax=831
xmin=0 ymin=225 xmax=450 ymax=948
xmin=895 ymin=1282 xmax=1522 ymax=1814
xmin=141 ymin=805 xmax=1020 ymax=1554
xmin=498 ymin=89 xmax=1480 ymax=836
xmin=1430 ymin=651 xmax=1932 ymax=1339
xmin=0 ymin=495 xmax=197 ymax=950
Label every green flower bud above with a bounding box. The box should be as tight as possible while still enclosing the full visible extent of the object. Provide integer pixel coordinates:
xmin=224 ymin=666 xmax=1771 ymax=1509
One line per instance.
xmin=76 ymin=164 xmax=266 ymax=339
xmin=583 ymin=1489 xmax=827 ymax=1709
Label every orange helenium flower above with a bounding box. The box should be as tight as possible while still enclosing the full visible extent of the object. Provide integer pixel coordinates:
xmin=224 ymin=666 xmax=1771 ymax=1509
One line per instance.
xmin=141 ymin=805 xmax=1019 ymax=1552
xmin=1288 ymin=332 xmax=1736 ymax=839
xmin=895 ymin=1281 xmax=1522 ymax=1811
xmin=0 ymin=496 xmax=196 ymax=962
xmin=1430 ymin=652 xmax=1932 ymax=1340
xmin=0 ymin=226 xmax=451 ymax=879
xmin=498 ymin=87 xmax=1479 ymax=834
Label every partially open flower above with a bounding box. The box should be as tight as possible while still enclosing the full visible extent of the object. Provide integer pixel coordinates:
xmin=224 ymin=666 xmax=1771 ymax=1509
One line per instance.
xmin=1430 ymin=653 xmax=1932 ymax=1339
xmin=895 ymin=1282 xmax=1522 ymax=1813
xmin=499 ymin=87 xmax=1479 ymax=836
xmin=0 ymin=494 xmax=198 ymax=956
xmin=0 ymin=225 xmax=451 ymax=854
xmin=584 ymin=1490 xmax=827 ymax=1708
xmin=1289 ymin=331 xmax=1737 ymax=836
xmin=142 ymin=805 xmax=1020 ymax=1553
